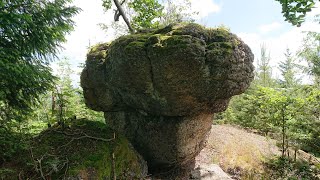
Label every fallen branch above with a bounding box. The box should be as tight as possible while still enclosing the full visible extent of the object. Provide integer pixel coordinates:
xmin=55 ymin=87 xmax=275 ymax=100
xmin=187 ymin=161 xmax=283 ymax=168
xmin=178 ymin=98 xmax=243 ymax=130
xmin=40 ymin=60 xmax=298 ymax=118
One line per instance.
xmin=53 ymin=129 xmax=115 ymax=150
xmin=112 ymin=132 xmax=116 ymax=180
xmin=18 ymin=170 xmax=23 ymax=180
xmin=64 ymin=157 xmax=69 ymax=179
xmin=36 ymin=155 xmax=46 ymax=180
xmin=53 ymin=129 xmax=115 ymax=142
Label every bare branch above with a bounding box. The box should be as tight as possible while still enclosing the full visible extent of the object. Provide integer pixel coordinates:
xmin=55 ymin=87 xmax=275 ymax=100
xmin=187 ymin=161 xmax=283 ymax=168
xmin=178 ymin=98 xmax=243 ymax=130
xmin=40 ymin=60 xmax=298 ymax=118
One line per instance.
xmin=114 ymin=0 xmax=126 ymax=21
xmin=114 ymin=10 xmax=121 ymax=21
xmin=113 ymin=0 xmax=134 ymax=33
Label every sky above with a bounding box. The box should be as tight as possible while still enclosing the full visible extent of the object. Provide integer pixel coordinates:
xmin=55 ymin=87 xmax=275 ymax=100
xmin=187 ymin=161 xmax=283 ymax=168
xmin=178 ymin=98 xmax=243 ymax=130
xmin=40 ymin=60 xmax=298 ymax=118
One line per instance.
xmin=56 ymin=0 xmax=320 ymax=84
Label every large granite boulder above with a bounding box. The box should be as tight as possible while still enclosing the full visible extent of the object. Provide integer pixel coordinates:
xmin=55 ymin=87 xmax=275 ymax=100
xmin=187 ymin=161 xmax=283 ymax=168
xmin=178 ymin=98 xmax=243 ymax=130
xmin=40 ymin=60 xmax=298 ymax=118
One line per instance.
xmin=81 ymin=23 xmax=254 ymax=178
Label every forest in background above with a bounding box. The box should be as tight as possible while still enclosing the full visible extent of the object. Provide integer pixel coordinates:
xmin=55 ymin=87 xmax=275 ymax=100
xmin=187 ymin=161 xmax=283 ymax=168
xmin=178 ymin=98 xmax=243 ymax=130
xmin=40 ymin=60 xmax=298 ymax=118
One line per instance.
xmin=216 ymin=36 xmax=320 ymax=157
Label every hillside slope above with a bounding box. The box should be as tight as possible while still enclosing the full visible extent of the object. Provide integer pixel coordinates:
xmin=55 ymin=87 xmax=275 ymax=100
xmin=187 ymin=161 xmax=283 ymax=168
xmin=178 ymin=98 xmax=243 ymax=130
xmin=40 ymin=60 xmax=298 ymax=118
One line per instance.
xmin=194 ymin=124 xmax=320 ymax=179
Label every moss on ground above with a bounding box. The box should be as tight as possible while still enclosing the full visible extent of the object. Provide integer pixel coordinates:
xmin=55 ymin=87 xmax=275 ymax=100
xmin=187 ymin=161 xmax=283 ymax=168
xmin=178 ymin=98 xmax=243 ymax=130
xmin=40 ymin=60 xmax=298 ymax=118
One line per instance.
xmin=1 ymin=119 xmax=145 ymax=179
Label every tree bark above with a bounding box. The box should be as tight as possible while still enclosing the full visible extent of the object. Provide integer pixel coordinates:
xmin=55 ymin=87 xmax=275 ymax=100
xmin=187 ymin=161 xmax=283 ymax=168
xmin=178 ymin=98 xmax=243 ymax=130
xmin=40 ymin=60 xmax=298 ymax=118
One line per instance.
xmin=281 ymin=107 xmax=286 ymax=157
xmin=113 ymin=0 xmax=134 ymax=33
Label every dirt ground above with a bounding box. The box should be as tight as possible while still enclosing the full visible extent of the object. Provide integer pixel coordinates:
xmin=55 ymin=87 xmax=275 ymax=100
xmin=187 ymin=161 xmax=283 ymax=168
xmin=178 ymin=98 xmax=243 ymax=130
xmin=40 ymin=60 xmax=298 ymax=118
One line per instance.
xmin=194 ymin=124 xmax=280 ymax=179
xmin=195 ymin=124 xmax=320 ymax=179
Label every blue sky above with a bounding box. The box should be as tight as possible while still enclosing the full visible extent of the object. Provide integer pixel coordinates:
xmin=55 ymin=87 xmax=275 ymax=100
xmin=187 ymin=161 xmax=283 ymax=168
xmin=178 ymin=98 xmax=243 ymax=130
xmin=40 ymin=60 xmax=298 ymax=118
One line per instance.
xmin=56 ymin=0 xmax=320 ymax=84
xmin=207 ymin=0 xmax=288 ymax=33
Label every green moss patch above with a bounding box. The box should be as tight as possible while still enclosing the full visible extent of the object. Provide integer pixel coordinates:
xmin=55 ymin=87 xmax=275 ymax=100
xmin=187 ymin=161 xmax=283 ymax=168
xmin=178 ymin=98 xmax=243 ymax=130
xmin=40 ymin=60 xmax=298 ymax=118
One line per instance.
xmin=1 ymin=119 xmax=145 ymax=179
xmin=91 ymin=23 xmax=240 ymax=65
xmin=87 ymin=43 xmax=109 ymax=60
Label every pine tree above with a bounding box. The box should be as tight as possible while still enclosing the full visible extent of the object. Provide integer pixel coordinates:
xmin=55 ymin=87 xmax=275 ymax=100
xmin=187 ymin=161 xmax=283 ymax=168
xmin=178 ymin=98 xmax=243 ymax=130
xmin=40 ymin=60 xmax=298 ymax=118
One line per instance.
xmin=0 ymin=0 xmax=79 ymax=125
xmin=299 ymin=32 xmax=320 ymax=86
xmin=279 ymin=48 xmax=299 ymax=88
xmin=256 ymin=44 xmax=274 ymax=87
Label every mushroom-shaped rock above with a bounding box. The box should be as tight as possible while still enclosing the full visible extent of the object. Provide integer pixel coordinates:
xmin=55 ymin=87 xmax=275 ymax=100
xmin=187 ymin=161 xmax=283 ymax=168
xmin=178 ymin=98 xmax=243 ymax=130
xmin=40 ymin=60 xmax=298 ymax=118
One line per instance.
xmin=81 ymin=23 xmax=254 ymax=178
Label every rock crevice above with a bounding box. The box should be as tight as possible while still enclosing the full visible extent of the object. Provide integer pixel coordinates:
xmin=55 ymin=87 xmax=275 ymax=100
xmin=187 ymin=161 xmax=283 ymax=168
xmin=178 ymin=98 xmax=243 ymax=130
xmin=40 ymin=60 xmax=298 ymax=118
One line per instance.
xmin=145 ymin=42 xmax=157 ymax=99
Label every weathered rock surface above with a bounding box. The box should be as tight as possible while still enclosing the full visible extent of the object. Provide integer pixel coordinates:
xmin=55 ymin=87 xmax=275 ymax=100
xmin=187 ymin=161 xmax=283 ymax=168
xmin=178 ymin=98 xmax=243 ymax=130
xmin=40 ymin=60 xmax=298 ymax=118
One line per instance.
xmin=81 ymin=23 xmax=254 ymax=116
xmin=190 ymin=164 xmax=232 ymax=180
xmin=105 ymin=111 xmax=213 ymax=173
xmin=81 ymin=23 xmax=254 ymax=178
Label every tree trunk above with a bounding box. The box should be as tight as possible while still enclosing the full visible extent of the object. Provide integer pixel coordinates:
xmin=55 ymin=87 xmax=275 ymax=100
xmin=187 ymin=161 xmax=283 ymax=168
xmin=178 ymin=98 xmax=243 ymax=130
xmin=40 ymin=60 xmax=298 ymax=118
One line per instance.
xmin=111 ymin=132 xmax=116 ymax=180
xmin=51 ymin=91 xmax=55 ymax=113
xmin=112 ymin=152 xmax=116 ymax=180
xmin=281 ymin=107 xmax=286 ymax=157
xmin=286 ymin=136 xmax=289 ymax=159
xmin=113 ymin=0 xmax=134 ymax=33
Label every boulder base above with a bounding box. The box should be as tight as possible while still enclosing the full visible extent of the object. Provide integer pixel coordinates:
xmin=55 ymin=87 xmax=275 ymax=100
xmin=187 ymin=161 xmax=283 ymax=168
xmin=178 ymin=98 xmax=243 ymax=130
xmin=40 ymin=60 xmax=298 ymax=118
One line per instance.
xmin=105 ymin=111 xmax=213 ymax=174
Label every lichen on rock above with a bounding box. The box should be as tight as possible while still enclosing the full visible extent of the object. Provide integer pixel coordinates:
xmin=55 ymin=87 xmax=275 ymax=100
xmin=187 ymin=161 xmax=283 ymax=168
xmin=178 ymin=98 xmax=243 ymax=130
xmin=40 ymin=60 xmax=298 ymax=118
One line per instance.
xmin=81 ymin=23 xmax=254 ymax=178
xmin=81 ymin=23 xmax=254 ymax=116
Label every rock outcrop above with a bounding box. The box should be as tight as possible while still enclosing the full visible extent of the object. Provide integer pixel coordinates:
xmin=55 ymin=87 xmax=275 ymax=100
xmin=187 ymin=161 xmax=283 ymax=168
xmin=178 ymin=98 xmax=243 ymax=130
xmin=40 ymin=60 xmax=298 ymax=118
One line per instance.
xmin=81 ymin=23 xmax=254 ymax=178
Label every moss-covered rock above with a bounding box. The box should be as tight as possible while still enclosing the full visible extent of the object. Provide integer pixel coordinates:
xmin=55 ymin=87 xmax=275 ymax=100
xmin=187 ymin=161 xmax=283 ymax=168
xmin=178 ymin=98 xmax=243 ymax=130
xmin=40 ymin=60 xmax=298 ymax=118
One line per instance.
xmin=1 ymin=119 xmax=147 ymax=180
xmin=81 ymin=23 xmax=254 ymax=116
xmin=80 ymin=23 xmax=254 ymax=178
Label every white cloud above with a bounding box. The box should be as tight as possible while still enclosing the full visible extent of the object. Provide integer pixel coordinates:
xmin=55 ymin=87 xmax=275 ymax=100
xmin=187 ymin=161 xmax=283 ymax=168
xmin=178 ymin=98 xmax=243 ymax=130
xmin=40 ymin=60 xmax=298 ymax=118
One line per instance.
xmin=258 ymin=22 xmax=283 ymax=34
xmin=238 ymin=19 xmax=320 ymax=81
xmin=60 ymin=0 xmax=115 ymax=60
xmin=56 ymin=0 xmax=218 ymax=85
xmin=189 ymin=0 xmax=221 ymax=19
xmin=57 ymin=0 xmax=221 ymax=69
xmin=306 ymin=2 xmax=320 ymax=18
xmin=56 ymin=0 xmax=320 ymax=85
xmin=162 ymin=0 xmax=221 ymax=21
xmin=53 ymin=0 xmax=116 ymax=86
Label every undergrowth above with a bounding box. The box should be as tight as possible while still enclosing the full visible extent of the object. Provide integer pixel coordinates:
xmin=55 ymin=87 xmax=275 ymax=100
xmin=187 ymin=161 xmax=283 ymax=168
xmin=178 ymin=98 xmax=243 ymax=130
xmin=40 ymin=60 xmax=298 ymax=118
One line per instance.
xmin=0 ymin=119 xmax=145 ymax=179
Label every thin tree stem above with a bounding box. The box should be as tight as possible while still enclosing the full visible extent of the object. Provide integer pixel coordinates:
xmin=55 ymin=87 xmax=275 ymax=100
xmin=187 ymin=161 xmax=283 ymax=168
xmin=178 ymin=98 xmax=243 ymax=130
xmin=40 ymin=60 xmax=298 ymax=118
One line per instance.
xmin=113 ymin=0 xmax=134 ymax=33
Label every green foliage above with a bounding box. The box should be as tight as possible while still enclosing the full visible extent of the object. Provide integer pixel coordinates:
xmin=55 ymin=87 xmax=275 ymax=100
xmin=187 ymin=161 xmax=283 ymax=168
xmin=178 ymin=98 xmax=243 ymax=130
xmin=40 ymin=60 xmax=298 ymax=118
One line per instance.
xmin=219 ymin=79 xmax=320 ymax=176
xmin=298 ymin=86 xmax=320 ymax=156
xmin=53 ymin=59 xmax=104 ymax=122
xmin=103 ymin=0 xmax=318 ymax=30
xmin=295 ymin=29 xmax=320 ymax=156
xmin=0 ymin=57 xmax=105 ymax=167
xmin=128 ymin=0 xmax=163 ymax=29
xmin=0 ymin=127 xmax=30 ymax=165
xmin=279 ymin=48 xmax=300 ymax=88
xmin=0 ymin=0 xmax=80 ymax=125
xmin=299 ymin=31 xmax=320 ymax=85
xmin=35 ymin=58 xmax=104 ymax=126
xmin=275 ymin=0 xmax=317 ymax=26
xmin=219 ymin=82 xmax=320 ymax=156
xmin=0 ymin=119 xmax=145 ymax=179
xmin=255 ymin=44 xmax=275 ymax=87
xmin=159 ymin=0 xmax=198 ymax=26
xmin=218 ymin=40 xmax=320 ymax=158
xmin=101 ymin=0 xmax=197 ymax=33
xmin=224 ymin=86 xmax=283 ymax=135
xmin=265 ymin=156 xmax=320 ymax=179
xmin=102 ymin=0 xmax=112 ymax=9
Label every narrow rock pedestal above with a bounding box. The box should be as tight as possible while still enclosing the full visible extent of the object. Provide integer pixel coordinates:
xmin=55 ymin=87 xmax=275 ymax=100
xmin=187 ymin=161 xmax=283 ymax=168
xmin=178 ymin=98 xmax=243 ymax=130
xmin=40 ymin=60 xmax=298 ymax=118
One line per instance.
xmin=105 ymin=111 xmax=213 ymax=177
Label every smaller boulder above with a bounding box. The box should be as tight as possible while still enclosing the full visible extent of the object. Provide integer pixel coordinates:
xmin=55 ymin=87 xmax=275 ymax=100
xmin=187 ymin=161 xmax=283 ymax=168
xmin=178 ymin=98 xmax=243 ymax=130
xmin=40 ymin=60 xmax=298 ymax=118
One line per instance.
xmin=190 ymin=164 xmax=232 ymax=180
